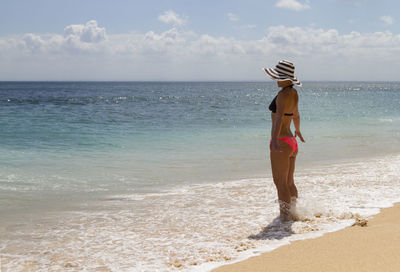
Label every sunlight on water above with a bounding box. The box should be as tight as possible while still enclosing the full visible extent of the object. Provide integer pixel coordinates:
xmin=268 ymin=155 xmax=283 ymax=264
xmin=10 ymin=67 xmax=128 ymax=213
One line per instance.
xmin=0 ymin=82 xmax=400 ymax=271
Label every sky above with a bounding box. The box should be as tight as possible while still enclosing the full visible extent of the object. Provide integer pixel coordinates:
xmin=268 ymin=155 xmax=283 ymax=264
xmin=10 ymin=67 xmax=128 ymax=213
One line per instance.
xmin=1 ymin=0 xmax=400 ymax=81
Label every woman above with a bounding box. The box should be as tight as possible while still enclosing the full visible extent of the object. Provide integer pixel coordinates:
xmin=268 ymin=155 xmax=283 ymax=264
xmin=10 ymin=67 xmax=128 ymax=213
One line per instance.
xmin=263 ymin=60 xmax=305 ymax=221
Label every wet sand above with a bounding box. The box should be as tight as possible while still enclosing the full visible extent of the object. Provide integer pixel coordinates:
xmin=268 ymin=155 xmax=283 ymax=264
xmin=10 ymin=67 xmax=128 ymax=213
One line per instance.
xmin=213 ymin=203 xmax=400 ymax=272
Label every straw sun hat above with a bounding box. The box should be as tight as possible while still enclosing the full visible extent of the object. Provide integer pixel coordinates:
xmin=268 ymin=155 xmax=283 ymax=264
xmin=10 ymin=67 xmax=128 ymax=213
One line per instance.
xmin=263 ymin=60 xmax=302 ymax=87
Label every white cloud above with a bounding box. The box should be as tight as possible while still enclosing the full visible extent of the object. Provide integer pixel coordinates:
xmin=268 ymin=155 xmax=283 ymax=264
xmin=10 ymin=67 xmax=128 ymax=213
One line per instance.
xmin=380 ymin=15 xmax=394 ymax=26
xmin=64 ymin=20 xmax=107 ymax=43
xmin=22 ymin=33 xmax=45 ymax=53
xmin=158 ymin=10 xmax=187 ymax=26
xmin=143 ymin=28 xmax=188 ymax=54
xmin=275 ymin=0 xmax=310 ymax=11
xmin=7 ymin=20 xmax=108 ymax=56
xmin=227 ymin=12 xmax=239 ymax=21
xmin=2 ymin=21 xmax=400 ymax=80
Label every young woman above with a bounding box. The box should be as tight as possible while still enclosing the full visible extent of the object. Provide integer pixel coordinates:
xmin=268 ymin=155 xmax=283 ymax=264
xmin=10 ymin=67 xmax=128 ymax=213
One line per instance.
xmin=264 ymin=60 xmax=305 ymax=221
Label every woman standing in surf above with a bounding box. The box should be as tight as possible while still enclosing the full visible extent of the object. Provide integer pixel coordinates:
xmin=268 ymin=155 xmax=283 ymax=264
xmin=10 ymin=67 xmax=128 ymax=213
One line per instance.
xmin=264 ymin=60 xmax=305 ymax=221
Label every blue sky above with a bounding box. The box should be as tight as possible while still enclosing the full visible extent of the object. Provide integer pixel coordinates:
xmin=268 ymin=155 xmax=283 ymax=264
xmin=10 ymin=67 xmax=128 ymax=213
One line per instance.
xmin=1 ymin=0 xmax=400 ymax=81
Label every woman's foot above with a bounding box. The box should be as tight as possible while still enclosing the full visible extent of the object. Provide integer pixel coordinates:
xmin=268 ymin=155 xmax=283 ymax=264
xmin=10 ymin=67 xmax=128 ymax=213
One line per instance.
xmin=279 ymin=200 xmax=292 ymax=221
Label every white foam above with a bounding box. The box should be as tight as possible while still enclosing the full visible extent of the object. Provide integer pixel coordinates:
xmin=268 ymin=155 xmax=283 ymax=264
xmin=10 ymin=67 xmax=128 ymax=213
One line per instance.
xmin=1 ymin=154 xmax=400 ymax=271
xmin=378 ymin=118 xmax=393 ymax=123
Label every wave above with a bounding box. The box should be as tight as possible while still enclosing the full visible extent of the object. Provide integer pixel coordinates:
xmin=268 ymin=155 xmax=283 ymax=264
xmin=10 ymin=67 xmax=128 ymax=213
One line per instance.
xmin=1 ymin=154 xmax=400 ymax=271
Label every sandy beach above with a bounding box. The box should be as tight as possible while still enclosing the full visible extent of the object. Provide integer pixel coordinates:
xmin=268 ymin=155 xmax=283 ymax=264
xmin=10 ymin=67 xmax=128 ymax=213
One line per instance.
xmin=214 ymin=203 xmax=400 ymax=272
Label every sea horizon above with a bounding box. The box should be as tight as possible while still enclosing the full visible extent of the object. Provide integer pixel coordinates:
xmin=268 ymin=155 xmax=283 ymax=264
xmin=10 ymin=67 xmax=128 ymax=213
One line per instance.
xmin=2 ymin=80 xmax=400 ymax=83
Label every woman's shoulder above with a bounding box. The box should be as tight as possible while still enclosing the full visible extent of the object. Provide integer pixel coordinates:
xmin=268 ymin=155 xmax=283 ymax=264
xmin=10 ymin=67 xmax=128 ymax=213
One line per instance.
xmin=278 ymin=86 xmax=298 ymax=98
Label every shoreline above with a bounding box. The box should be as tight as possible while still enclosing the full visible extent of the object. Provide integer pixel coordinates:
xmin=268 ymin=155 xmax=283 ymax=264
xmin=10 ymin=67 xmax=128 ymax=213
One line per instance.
xmin=213 ymin=203 xmax=400 ymax=272
xmin=1 ymin=153 xmax=400 ymax=271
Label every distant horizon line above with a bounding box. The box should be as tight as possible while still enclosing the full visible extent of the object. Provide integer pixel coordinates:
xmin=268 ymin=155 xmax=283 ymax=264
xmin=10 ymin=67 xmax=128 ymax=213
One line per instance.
xmin=1 ymin=80 xmax=400 ymax=83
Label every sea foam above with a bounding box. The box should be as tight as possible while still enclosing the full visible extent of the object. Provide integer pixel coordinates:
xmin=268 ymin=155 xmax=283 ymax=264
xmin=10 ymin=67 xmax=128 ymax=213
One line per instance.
xmin=1 ymin=154 xmax=400 ymax=271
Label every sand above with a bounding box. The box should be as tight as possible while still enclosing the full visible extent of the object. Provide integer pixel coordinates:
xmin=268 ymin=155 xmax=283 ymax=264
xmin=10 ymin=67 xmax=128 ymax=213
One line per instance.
xmin=213 ymin=203 xmax=400 ymax=272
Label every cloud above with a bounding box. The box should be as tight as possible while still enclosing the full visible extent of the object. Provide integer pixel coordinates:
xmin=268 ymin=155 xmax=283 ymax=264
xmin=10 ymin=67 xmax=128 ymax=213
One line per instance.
xmin=143 ymin=28 xmax=188 ymax=54
xmin=22 ymin=33 xmax=45 ymax=53
xmin=64 ymin=20 xmax=107 ymax=43
xmin=380 ymin=15 xmax=394 ymax=26
xmin=158 ymin=10 xmax=187 ymax=26
xmin=227 ymin=12 xmax=239 ymax=22
xmin=9 ymin=20 xmax=108 ymax=56
xmin=2 ymin=24 xmax=394 ymax=59
xmin=2 ymin=21 xmax=400 ymax=80
xmin=263 ymin=25 xmax=400 ymax=56
xmin=275 ymin=0 xmax=310 ymax=11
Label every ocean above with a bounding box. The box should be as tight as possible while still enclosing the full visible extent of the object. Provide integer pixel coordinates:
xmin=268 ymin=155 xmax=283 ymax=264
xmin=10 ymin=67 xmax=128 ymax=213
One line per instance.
xmin=1 ymin=81 xmax=400 ymax=271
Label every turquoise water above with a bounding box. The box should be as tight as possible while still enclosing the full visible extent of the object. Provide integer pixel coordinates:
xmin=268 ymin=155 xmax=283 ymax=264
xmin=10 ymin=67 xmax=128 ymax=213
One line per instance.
xmin=1 ymin=81 xmax=400 ymax=213
xmin=1 ymin=81 xmax=400 ymax=271
xmin=1 ymin=82 xmax=399 ymax=194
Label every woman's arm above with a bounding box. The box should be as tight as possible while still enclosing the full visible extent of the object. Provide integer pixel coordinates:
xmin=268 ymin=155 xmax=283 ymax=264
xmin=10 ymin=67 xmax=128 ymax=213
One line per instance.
xmin=293 ymin=92 xmax=305 ymax=143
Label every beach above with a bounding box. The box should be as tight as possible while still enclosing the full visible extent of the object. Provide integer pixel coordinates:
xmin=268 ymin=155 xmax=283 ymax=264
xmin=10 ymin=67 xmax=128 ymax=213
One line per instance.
xmin=2 ymin=0 xmax=400 ymax=270
xmin=214 ymin=203 xmax=400 ymax=272
xmin=1 ymin=81 xmax=400 ymax=271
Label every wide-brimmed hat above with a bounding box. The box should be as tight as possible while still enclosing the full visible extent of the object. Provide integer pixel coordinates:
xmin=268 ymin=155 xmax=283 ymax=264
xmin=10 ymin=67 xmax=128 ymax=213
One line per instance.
xmin=263 ymin=60 xmax=301 ymax=86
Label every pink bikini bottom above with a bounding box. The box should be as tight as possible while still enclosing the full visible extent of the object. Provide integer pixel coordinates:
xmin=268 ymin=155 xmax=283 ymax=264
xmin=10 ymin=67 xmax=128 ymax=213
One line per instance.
xmin=271 ymin=137 xmax=298 ymax=152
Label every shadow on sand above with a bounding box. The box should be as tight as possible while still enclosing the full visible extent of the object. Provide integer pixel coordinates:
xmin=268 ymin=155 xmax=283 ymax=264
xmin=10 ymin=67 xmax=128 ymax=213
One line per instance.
xmin=248 ymin=216 xmax=294 ymax=240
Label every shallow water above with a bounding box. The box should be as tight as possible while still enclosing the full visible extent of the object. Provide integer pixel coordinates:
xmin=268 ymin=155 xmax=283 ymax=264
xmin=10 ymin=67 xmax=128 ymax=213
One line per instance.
xmin=1 ymin=81 xmax=400 ymax=271
xmin=2 ymin=154 xmax=400 ymax=271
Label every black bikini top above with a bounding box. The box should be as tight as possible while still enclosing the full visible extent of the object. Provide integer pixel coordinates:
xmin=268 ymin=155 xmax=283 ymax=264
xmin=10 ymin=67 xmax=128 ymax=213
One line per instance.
xmin=269 ymin=95 xmax=293 ymax=116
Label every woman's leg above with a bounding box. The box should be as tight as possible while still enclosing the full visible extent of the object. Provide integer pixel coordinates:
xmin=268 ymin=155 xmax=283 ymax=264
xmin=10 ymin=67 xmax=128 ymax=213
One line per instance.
xmin=286 ymin=153 xmax=298 ymax=218
xmin=270 ymin=141 xmax=293 ymax=219
xmin=287 ymin=152 xmax=298 ymax=199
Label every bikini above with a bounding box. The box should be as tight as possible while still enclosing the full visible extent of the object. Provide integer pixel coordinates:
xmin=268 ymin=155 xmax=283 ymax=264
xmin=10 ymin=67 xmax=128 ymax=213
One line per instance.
xmin=269 ymin=95 xmax=298 ymax=152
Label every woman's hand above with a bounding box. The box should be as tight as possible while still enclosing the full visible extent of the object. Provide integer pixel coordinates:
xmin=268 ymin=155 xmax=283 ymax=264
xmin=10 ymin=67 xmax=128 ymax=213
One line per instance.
xmin=270 ymin=140 xmax=282 ymax=152
xmin=295 ymin=131 xmax=305 ymax=143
